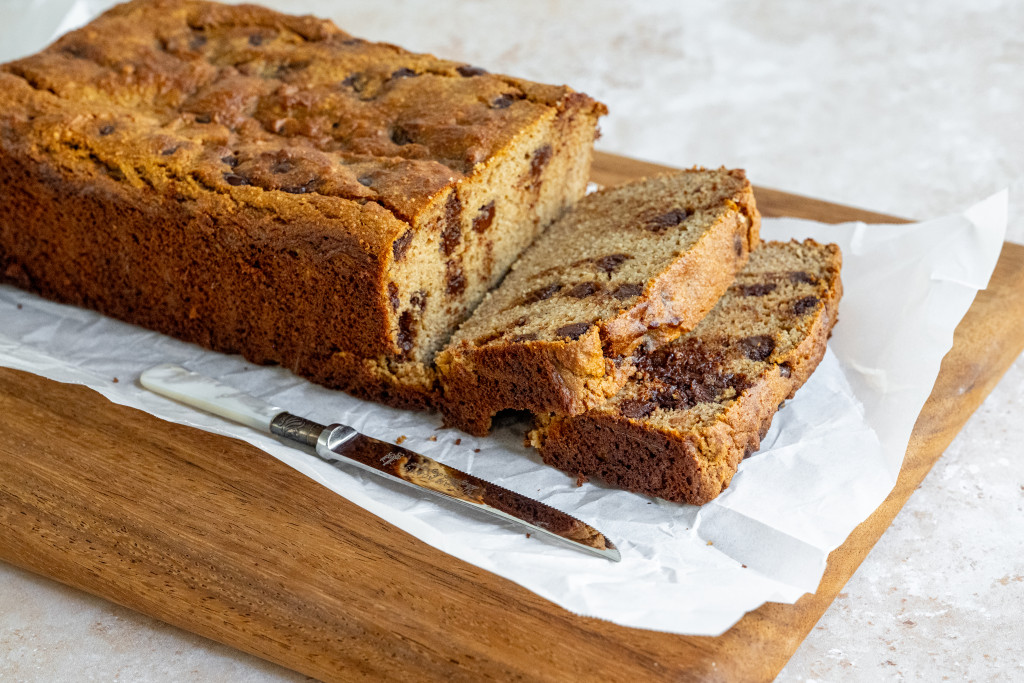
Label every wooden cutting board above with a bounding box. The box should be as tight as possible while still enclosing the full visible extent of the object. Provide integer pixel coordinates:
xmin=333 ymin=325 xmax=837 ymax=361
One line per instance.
xmin=1 ymin=152 xmax=1022 ymax=682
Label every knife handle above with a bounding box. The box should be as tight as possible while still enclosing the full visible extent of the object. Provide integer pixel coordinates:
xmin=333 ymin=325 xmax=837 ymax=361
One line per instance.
xmin=140 ymin=364 xmax=284 ymax=433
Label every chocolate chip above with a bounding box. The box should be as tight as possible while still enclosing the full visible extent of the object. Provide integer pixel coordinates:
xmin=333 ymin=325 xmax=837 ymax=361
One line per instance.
xmin=388 ymin=282 xmax=400 ymax=310
xmin=440 ymin=192 xmax=462 ymax=256
xmin=271 ymin=159 xmax=293 ymax=174
xmin=646 ymin=209 xmax=689 ymax=232
xmin=391 ymin=125 xmax=413 ymax=146
xmin=619 ymin=399 xmax=656 ymax=420
xmin=518 ymin=283 xmax=561 ymax=306
xmin=611 ymin=283 xmax=644 ymax=300
xmin=457 ymin=65 xmax=488 ymax=77
xmin=491 ymin=94 xmax=513 ymax=109
xmin=513 ymin=316 xmax=529 ymax=327
xmin=555 ymin=322 xmax=591 ymax=340
xmin=511 ymin=333 xmax=538 ymax=343
xmin=790 ymin=271 xmax=818 ymax=285
xmin=275 ymin=61 xmax=310 ymax=77
xmin=161 ymin=147 xmax=178 ymax=156
xmin=391 ymin=67 xmax=417 ymax=79
xmin=793 ymin=296 xmax=820 ymax=316
xmin=223 ymin=173 xmax=249 ymax=186
xmin=281 ymin=183 xmax=314 ymax=194
xmin=690 ymin=379 xmax=723 ymax=404
xmin=189 ymin=35 xmax=207 ymax=50
xmin=99 ymin=124 xmax=115 ymax=136
xmin=410 ymin=290 xmax=427 ymax=311
xmin=221 ymin=154 xmax=239 ymax=167
xmin=397 ymin=310 xmax=416 ymax=354
xmin=341 ymin=73 xmax=364 ymax=92
xmin=594 ymin=253 xmax=630 ymax=273
xmin=779 ymin=362 xmax=792 ymax=378
xmin=565 ymin=282 xmax=599 ymax=298
xmin=738 ymin=283 xmax=777 ymax=297
xmin=740 ymin=335 xmax=775 ymax=362
xmin=734 ymin=234 xmax=744 ymax=257
xmin=392 ymin=230 xmax=414 ymax=261
xmin=472 ymin=201 xmax=496 ymax=233
xmin=446 ymin=261 xmax=466 ymax=297
xmin=195 ymin=114 xmax=212 ymax=124
xmin=249 ymin=34 xmax=264 ymax=46
xmin=357 ymin=174 xmax=374 ymax=187
xmin=529 ymin=145 xmax=553 ymax=182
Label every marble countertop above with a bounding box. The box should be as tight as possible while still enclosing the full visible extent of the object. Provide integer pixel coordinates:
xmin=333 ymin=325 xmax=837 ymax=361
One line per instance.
xmin=1 ymin=1 xmax=1022 ymax=680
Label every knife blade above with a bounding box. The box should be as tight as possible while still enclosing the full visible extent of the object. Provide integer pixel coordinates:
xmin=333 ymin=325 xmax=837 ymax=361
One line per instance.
xmin=140 ymin=364 xmax=620 ymax=561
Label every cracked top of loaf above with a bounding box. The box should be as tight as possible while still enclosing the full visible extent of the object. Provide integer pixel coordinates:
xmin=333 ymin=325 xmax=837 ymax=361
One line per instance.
xmin=0 ymin=0 xmax=605 ymax=239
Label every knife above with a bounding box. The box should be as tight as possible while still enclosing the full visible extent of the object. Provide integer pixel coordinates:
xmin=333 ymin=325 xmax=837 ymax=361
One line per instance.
xmin=140 ymin=364 xmax=620 ymax=561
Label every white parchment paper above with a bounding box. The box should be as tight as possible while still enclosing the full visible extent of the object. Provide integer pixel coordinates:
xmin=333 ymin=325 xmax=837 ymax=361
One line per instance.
xmin=0 ymin=191 xmax=1006 ymax=635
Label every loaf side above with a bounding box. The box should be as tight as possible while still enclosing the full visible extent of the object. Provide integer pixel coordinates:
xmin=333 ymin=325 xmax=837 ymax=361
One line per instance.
xmin=0 ymin=0 xmax=606 ymax=407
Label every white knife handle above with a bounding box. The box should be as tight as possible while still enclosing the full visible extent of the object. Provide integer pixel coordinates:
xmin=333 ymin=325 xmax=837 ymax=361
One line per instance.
xmin=140 ymin=364 xmax=283 ymax=433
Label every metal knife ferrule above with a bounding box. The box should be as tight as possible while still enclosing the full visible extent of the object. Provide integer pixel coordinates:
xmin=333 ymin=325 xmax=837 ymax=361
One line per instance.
xmin=270 ymin=412 xmax=331 ymax=448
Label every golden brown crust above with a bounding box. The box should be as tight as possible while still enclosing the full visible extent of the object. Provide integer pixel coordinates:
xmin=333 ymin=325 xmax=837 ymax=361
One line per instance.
xmin=0 ymin=0 xmax=605 ymax=407
xmin=437 ymin=169 xmax=761 ymax=435
xmin=529 ymin=240 xmax=843 ymax=505
xmin=3 ymin=0 xmax=598 ymax=223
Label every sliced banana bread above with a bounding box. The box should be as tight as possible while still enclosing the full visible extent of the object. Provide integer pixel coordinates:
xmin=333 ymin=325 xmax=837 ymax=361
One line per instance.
xmin=437 ymin=169 xmax=761 ymax=435
xmin=528 ymin=239 xmax=842 ymax=505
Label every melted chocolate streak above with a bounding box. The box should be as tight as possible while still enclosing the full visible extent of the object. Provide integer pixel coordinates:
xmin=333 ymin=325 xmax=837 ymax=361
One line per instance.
xmin=625 ymin=339 xmax=754 ymax=416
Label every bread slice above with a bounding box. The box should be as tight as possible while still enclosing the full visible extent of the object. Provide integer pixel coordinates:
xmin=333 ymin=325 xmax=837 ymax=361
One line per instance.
xmin=528 ymin=239 xmax=842 ymax=505
xmin=437 ymin=169 xmax=761 ymax=435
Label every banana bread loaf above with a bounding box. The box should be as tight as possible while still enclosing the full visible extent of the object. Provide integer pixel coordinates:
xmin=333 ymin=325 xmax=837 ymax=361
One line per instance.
xmin=437 ymin=169 xmax=760 ymax=435
xmin=528 ymin=239 xmax=842 ymax=504
xmin=0 ymin=0 xmax=605 ymax=408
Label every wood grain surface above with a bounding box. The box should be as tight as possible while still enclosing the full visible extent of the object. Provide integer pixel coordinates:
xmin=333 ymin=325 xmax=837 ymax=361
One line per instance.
xmin=1 ymin=151 xmax=1022 ymax=682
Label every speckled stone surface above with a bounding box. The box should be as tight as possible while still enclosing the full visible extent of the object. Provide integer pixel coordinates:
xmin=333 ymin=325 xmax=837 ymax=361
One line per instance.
xmin=1 ymin=1 xmax=1022 ymax=680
